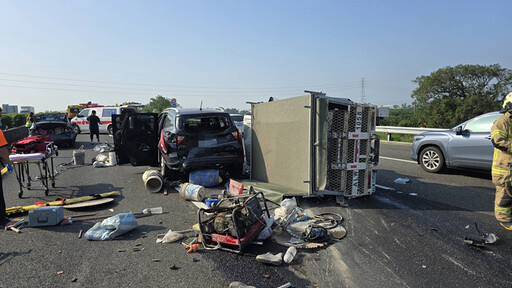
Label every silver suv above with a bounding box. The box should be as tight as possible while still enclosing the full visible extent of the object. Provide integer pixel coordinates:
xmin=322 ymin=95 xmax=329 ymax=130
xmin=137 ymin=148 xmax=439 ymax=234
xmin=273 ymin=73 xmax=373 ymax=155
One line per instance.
xmin=410 ymin=112 xmax=501 ymax=173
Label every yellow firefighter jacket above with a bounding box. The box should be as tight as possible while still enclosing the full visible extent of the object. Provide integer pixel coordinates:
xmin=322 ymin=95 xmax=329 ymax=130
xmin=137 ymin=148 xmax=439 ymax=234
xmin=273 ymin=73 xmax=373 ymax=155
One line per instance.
xmin=491 ymin=112 xmax=512 ymax=176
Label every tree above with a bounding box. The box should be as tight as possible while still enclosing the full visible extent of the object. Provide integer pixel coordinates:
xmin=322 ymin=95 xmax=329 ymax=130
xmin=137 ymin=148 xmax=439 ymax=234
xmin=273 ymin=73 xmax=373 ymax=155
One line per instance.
xmin=411 ymin=64 xmax=512 ymax=128
xmin=142 ymin=95 xmax=172 ymax=113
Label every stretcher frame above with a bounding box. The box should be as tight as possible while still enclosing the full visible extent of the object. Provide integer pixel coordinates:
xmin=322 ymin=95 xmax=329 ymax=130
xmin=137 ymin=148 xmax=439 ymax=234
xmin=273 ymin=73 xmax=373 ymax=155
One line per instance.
xmin=10 ymin=143 xmax=58 ymax=198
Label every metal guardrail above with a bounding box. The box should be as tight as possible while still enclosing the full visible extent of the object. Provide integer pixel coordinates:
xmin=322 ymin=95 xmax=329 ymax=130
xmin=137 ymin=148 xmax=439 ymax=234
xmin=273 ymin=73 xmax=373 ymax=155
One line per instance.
xmin=376 ymin=126 xmax=447 ymax=141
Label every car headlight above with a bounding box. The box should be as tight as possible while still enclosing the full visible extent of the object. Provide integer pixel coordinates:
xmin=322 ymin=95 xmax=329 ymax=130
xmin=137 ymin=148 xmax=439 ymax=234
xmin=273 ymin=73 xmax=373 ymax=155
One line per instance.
xmin=413 ymin=135 xmax=425 ymax=142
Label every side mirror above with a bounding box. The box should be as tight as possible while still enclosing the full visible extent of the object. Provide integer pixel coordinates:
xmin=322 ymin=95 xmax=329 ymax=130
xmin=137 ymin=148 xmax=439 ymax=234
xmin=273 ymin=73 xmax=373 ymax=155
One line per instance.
xmin=455 ymin=126 xmax=463 ymax=135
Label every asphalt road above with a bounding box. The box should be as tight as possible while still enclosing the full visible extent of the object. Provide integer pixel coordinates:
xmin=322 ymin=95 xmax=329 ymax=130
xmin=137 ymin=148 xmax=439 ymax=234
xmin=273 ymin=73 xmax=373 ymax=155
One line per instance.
xmin=1 ymin=136 xmax=511 ymax=288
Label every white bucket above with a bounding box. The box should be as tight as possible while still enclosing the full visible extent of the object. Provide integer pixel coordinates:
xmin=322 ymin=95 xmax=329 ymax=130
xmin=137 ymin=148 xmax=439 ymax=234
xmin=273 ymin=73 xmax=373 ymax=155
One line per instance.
xmin=109 ymin=152 xmax=117 ymax=166
xmin=73 ymin=146 xmax=85 ymax=165
xmin=179 ymin=183 xmax=206 ymax=201
xmin=142 ymin=170 xmax=163 ymax=193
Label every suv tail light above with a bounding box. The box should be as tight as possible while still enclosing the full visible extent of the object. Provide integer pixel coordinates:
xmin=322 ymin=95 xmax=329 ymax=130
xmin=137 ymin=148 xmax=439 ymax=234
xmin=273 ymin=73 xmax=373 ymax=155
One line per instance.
xmin=177 ymin=135 xmax=185 ymax=145
xmin=232 ymin=130 xmax=240 ymax=140
xmin=160 ymin=133 xmax=168 ymax=154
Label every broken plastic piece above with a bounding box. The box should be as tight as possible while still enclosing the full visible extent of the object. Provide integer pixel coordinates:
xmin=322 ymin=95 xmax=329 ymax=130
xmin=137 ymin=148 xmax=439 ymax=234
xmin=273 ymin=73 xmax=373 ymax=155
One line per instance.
xmin=283 ymin=246 xmax=297 ymax=264
xmin=394 ymin=178 xmax=411 ymax=184
xmin=256 ymin=252 xmax=283 ymax=266
xmin=187 ymin=244 xmax=200 ymax=253
xmin=229 ymin=282 xmax=256 ymax=288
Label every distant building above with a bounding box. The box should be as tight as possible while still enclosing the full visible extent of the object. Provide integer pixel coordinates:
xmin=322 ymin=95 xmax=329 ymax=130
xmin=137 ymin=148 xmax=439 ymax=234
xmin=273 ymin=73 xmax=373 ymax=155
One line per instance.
xmin=20 ymin=106 xmax=35 ymax=113
xmin=1 ymin=104 xmax=18 ymax=113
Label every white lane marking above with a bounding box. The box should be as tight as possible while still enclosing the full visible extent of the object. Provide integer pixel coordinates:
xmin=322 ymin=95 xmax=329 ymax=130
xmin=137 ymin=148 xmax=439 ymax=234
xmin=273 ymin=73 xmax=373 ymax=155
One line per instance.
xmin=380 ymin=156 xmax=416 ymax=164
xmin=442 ymin=255 xmax=476 ymax=275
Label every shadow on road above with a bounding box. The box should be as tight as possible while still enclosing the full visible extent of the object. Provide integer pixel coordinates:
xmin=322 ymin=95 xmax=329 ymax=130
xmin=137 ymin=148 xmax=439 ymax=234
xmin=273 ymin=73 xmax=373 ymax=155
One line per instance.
xmin=0 ymin=250 xmax=32 ymax=267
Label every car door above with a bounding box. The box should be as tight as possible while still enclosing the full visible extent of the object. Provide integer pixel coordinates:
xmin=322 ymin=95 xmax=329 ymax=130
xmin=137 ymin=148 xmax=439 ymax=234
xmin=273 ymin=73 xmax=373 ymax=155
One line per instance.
xmin=447 ymin=114 xmax=500 ymax=170
xmin=114 ymin=112 xmax=159 ymax=166
xmin=75 ymin=109 xmax=90 ymax=132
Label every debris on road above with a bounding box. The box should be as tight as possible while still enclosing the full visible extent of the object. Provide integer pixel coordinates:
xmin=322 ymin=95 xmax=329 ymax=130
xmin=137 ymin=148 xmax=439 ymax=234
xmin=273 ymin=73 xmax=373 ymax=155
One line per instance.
xmin=394 ymin=178 xmax=411 ymax=184
xmin=256 ymin=252 xmax=283 ymax=266
xmin=156 ymin=229 xmax=194 ymax=243
xmin=229 ymin=281 xmax=256 ymax=288
xmin=464 ymin=222 xmax=498 ymax=247
xmin=29 ymin=206 xmax=64 ymax=227
xmin=189 ymin=169 xmax=222 ymax=187
xmin=83 ymin=212 xmax=138 ymax=241
xmin=142 ymin=170 xmax=163 ymax=193
xmin=179 ymin=183 xmax=206 ymax=201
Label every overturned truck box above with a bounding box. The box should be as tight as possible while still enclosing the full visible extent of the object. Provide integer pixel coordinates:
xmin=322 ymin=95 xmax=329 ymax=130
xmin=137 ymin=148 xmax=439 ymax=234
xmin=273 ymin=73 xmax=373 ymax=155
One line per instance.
xmin=247 ymin=91 xmax=379 ymax=199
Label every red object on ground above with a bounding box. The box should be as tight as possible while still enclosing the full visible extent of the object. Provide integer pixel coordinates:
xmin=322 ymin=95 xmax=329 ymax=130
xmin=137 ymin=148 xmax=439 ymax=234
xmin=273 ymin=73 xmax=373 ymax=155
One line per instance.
xmin=229 ymin=179 xmax=244 ymax=196
xmin=187 ymin=244 xmax=200 ymax=253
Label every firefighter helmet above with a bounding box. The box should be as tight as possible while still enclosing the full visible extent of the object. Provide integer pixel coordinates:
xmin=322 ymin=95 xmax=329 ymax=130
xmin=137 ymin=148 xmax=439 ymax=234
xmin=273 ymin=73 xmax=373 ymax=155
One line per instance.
xmin=500 ymin=92 xmax=512 ymax=113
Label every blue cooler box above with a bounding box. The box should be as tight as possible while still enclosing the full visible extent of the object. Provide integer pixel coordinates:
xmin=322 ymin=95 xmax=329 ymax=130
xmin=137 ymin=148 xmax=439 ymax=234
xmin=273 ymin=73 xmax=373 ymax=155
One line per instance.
xmin=29 ymin=206 xmax=64 ymax=227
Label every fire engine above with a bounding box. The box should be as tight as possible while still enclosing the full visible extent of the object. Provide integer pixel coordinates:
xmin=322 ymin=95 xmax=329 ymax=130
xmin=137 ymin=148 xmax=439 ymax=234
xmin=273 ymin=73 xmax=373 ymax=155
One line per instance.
xmin=66 ymin=102 xmax=103 ymax=119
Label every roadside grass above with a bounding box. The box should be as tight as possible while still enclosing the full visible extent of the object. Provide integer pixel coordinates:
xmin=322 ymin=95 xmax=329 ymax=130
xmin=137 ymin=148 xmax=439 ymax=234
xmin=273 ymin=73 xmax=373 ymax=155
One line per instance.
xmin=376 ymin=132 xmax=414 ymax=143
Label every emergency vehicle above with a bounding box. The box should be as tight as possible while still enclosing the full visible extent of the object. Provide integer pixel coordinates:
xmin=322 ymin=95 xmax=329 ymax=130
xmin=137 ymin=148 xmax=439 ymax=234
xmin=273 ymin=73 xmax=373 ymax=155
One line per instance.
xmin=67 ymin=102 xmax=103 ymax=120
xmin=70 ymin=106 xmax=134 ymax=135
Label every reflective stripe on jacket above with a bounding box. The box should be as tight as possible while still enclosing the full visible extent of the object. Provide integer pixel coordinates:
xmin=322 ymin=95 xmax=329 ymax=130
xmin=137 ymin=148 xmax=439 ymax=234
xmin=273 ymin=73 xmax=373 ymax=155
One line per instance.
xmin=491 ymin=112 xmax=512 ymax=175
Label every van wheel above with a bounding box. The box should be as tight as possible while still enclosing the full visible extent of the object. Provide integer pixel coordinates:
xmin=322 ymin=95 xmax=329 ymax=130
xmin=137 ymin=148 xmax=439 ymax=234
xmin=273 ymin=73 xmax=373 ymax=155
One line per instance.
xmin=419 ymin=146 xmax=445 ymax=173
xmin=73 ymin=124 xmax=80 ymax=134
xmin=107 ymin=125 xmax=113 ymax=135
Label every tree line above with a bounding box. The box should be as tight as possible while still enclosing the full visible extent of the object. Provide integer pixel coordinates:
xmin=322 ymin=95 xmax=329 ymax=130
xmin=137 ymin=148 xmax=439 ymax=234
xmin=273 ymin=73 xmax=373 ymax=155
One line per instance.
xmin=3 ymin=64 xmax=510 ymax=129
xmin=380 ymin=64 xmax=512 ymax=128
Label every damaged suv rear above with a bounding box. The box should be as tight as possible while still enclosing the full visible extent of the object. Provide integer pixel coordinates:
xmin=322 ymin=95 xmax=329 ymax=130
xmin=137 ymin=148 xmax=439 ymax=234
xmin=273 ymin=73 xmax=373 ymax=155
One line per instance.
xmin=113 ymin=108 xmax=244 ymax=178
xmin=158 ymin=108 xmax=244 ymax=178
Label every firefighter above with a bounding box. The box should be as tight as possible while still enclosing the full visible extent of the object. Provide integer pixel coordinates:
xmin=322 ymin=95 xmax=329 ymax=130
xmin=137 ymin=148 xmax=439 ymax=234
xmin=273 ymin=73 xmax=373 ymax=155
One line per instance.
xmin=491 ymin=92 xmax=512 ymax=230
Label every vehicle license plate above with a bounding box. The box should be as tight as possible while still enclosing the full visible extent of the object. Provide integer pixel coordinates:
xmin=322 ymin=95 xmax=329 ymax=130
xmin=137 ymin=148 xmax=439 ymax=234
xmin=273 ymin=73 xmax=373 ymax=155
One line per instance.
xmin=199 ymin=139 xmax=217 ymax=147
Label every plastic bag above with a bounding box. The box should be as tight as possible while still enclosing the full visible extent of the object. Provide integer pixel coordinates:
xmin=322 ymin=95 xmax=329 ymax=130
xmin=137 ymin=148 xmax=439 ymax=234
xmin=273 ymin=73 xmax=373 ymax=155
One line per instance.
xmin=274 ymin=197 xmax=297 ymax=220
xmin=156 ymin=229 xmax=188 ymax=243
xmin=93 ymin=161 xmax=107 ymax=168
xmin=93 ymin=142 xmax=113 ymax=153
xmin=257 ymin=215 xmax=274 ymax=240
xmin=84 ymin=213 xmax=138 ymax=241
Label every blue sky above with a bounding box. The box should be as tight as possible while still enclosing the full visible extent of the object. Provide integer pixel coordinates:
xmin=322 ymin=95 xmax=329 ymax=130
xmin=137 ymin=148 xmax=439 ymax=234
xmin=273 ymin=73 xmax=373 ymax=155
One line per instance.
xmin=1 ymin=0 xmax=511 ymax=112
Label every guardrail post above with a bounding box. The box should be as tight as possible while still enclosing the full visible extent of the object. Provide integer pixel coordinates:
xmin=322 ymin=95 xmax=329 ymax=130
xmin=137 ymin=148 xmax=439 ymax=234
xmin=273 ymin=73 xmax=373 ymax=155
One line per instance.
xmin=387 ymin=133 xmax=391 ymax=141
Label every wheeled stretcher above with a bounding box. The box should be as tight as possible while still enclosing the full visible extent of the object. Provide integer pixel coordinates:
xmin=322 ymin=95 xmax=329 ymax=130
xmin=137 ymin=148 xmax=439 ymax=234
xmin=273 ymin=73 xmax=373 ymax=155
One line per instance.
xmin=9 ymin=143 xmax=58 ymax=198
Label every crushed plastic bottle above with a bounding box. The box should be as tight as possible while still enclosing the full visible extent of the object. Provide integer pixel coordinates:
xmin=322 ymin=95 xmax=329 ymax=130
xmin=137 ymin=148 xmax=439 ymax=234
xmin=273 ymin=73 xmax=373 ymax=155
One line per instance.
xmin=142 ymin=207 xmax=163 ymax=215
xmin=283 ymin=246 xmax=297 ymax=264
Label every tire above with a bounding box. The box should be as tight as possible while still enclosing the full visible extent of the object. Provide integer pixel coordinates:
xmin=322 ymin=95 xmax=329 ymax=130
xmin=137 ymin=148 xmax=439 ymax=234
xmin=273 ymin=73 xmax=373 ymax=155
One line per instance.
xmin=107 ymin=125 xmax=113 ymax=135
xmin=73 ymin=124 xmax=80 ymax=134
xmin=419 ymin=146 xmax=445 ymax=173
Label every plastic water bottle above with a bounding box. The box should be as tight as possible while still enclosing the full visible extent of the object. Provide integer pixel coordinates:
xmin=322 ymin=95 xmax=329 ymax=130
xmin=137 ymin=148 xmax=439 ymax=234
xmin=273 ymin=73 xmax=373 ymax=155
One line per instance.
xmin=283 ymin=246 xmax=297 ymax=264
xmin=142 ymin=207 xmax=163 ymax=215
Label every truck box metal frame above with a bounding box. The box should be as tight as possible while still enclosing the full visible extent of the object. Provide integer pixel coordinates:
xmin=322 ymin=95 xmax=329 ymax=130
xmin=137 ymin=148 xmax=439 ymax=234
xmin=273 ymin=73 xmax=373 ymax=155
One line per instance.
xmin=249 ymin=91 xmax=379 ymax=198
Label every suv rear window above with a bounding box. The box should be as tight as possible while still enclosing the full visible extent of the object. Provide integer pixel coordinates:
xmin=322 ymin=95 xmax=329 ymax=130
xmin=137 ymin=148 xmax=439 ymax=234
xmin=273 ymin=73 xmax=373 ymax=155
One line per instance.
xmin=178 ymin=115 xmax=231 ymax=133
xmin=230 ymin=115 xmax=243 ymax=122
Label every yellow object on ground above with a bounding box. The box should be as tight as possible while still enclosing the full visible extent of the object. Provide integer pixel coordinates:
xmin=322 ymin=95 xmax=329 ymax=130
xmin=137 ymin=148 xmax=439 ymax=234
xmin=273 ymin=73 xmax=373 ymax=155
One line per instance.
xmin=5 ymin=191 xmax=120 ymax=216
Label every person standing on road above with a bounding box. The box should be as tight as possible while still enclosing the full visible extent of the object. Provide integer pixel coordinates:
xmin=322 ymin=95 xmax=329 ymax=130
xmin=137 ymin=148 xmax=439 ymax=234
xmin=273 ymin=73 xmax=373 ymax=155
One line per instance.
xmin=25 ymin=112 xmax=35 ymax=136
xmin=0 ymin=129 xmax=14 ymax=226
xmin=491 ymin=92 xmax=512 ymax=230
xmin=25 ymin=112 xmax=35 ymax=128
xmin=87 ymin=110 xmax=101 ymax=145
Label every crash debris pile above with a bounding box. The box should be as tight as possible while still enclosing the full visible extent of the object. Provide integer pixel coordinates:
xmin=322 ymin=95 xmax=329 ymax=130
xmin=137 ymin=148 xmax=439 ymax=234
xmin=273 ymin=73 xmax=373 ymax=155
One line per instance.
xmin=91 ymin=142 xmax=117 ymax=167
